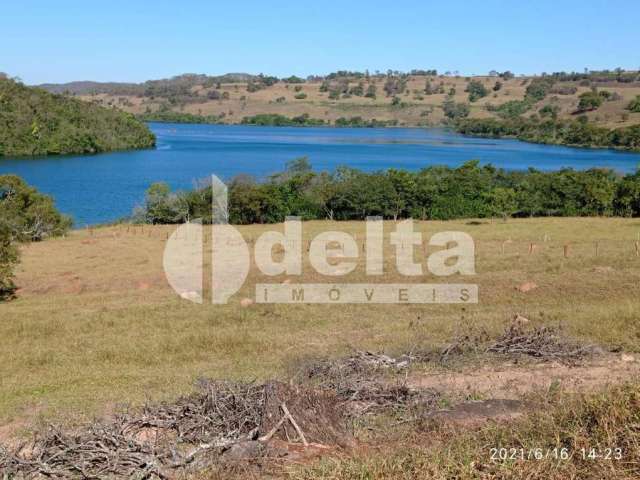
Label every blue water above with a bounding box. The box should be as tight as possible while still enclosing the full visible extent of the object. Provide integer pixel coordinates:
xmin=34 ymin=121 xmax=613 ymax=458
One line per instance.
xmin=1 ymin=123 xmax=640 ymax=226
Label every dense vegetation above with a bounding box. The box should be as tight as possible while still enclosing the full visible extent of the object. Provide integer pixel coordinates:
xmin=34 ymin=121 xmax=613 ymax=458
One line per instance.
xmin=456 ymin=117 xmax=640 ymax=151
xmin=135 ymin=158 xmax=640 ymax=225
xmin=240 ymin=114 xmax=326 ymax=126
xmin=138 ymin=110 xmax=225 ymax=124
xmin=0 ymin=175 xmax=71 ymax=298
xmin=0 ymin=77 xmax=155 ymax=156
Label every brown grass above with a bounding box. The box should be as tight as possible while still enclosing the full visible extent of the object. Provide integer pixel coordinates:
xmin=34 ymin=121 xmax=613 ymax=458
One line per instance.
xmin=0 ymin=217 xmax=639 ymax=431
xmin=83 ymin=75 xmax=640 ymax=127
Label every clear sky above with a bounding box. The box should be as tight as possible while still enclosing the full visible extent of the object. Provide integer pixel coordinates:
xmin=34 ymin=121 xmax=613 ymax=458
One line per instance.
xmin=2 ymin=0 xmax=639 ymax=85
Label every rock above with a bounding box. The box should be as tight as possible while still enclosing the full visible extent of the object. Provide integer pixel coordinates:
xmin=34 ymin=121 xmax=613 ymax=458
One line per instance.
xmin=180 ymin=291 xmax=201 ymax=301
xmin=621 ymin=354 xmax=635 ymax=363
xmin=593 ymin=266 xmax=615 ymax=274
xmin=221 ymin=441 xmax=264 ymax=461
xmin=516 ymin=282 xmax=538 ymax=293
xmin=240 ymin=297 xmax=254 ymax=308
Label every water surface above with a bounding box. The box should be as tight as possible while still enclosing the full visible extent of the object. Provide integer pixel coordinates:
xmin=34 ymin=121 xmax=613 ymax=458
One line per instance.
xmin=1 ymin=123 xmax=639 ymax=225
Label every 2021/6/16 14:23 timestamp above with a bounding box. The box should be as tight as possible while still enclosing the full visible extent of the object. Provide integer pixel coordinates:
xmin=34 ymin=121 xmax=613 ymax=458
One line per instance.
xmin=489 ymin=447 xmax=624 ymax=462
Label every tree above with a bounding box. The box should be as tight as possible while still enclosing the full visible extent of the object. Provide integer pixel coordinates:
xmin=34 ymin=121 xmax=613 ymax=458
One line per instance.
xmin=442 ymin=99 xmax=470 ymax=120
xmin=627 ymin=95 xmax=640 ymax=113
xmin=0 ymin=175 xmax=72 ymax=241
xmin=365 ymin=84 xmax=377 ymax=99
xmin=465 ymin=80 xmax=488 ymax=102
xmin=0 ymin=223 xmax=18 ymax=299
xmin=576 ymin=91 xmax=604 ymax=112
xmin=0 ymin=175 xmax=70 ymax=300
xmin=486 ymin=187 xmax=518 ymax=219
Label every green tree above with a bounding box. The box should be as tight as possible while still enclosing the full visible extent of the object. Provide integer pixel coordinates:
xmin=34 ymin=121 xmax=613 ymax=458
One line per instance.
xmin=0 ymin=175 xmax=72 ymax=241
xmin=465 ymin=80 xmax=488 ymax=102
xmin=577 ymin=91 xmax=604 ymax=112
xmin=627 ymin=95 xmax=640 ymax=113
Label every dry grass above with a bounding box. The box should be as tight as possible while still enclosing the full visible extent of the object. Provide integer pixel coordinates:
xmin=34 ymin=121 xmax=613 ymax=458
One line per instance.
xmin=287 ymin=382 xmax=640 ymax=480
xmin=0 ymin=217 xmax=639 ymax=432
xmin=83 ymin=75 xmax=640 ymax=127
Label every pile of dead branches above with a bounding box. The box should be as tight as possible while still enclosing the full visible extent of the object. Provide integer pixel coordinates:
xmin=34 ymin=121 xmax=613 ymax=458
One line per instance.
xmin=0 ymin=380 xmax=352 ymax=479
xmin=487 ymin=324 xmax=597 ymax=360
xmin=297 ymin=351 xmax=439 ymax=416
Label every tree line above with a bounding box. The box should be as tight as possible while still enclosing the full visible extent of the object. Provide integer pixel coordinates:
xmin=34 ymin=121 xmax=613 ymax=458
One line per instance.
xmin=135 ymin=158 xmax=640 ymax=226
xmin=455 ymin=117 xmax=640 ymax=151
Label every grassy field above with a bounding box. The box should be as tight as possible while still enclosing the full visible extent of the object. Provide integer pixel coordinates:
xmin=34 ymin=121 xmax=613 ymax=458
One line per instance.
xmin=1 ymin=217 xmax=639 ymax=434
xmin=80 ymin=74 xmax=640 ymax=128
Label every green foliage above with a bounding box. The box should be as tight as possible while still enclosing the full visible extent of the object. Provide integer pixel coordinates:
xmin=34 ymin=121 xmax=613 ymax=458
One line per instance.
xmin=334 ymin=117 xmax=398 ymax=127
xmin=539 ymin=104 xmax=560 ymax=120
xmin=456 ymin=117 xmax=640 ymax=151
xmin=577 ymin=90 xmax=605 ymax=112
xmin=138 ymin=111 xmax=224 ymax=124
xmin=240 ymin=114 xmax=325 ymax=126
xmin=442 ymin=99 xmax=470 ymax=120
xmin=0 ymin=78 xmax=155 ymax=156
xmin=294 ymin=92 xmax=308 ymax=100
xmin=488 ymin=100 xmax=531 ymax=119
xmin=525 ymin=77 xmax=555 ymax=102
xmin=627 ymin=95 xmax=640 ymax=113
xmin=0 ymin=175 xmax=72 ymax=241
xmin=465 ymin=80 xmax=488 ymax=102
xmin=0 ymin=175 xmax=71 ymax=300
xmin=0 ymin=224 xmax=18 ymax=299
xmin=365 ymin=84 xmax=377 ymax=99
xmin=283 ymin=75 xmax=305 ymax=84
xmin=137 ymin=160 xmax=640 ymax=226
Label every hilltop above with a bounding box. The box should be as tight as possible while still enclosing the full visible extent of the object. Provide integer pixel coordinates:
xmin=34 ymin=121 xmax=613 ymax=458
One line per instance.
xmin=0 ymin=76 xmax=155 ymax=156
xmin=38 ymin=69 xmax=640 ymax=130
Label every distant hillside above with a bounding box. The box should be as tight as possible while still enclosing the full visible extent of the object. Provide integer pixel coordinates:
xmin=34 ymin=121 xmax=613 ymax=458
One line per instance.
xmin=0 ymin=77 xmax=155 ymax=156
xmin=37 ymin=69 xmax=640 ymax=132
xmin=38 ymin=73 xmax=256 ymax=96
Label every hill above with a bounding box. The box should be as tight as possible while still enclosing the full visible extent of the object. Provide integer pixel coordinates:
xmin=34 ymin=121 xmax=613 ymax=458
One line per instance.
xmin=0 ymin=76 xmax=155 ymax=156
xmin=38 ymin=70 xmax=640 ymax=131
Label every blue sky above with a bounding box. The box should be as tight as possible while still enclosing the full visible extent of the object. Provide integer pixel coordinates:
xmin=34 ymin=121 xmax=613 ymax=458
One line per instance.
xmin=2 ymin=0 xmax=639 ymax=84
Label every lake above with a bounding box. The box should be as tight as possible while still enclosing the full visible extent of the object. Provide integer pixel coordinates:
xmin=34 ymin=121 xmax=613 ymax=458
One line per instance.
xmin=1 ymin=123 xmax=640 ymax=226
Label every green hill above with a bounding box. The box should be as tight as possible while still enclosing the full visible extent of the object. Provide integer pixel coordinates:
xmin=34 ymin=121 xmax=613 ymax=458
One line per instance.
xmin=0 ymin=77 xmax=155 ymax=156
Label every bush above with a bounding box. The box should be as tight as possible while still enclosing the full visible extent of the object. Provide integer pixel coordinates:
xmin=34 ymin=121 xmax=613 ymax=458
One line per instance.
xmin=136 ymin=160 xmax=640 ymax=226
xmin=442 ymin=99 xmax=470 ymax=120
xmin=577 ymin=91 xmax=604 ymax=112
xmin=465 ymin=80 xmax=488 ymax=102
xmin=0 ymin=175 xmax=70 ymax=300
xmin=0 ymin=175 xmax=72 ymax=241
xmin=0 ymin=225 xmax=18 ymax=300
xmin=627 ymin=95 xmax=640 ymax=113
xmin=294 ymin=92 xmax=307 ymax=100
xmin=525 ymin=77 xmax=555 ymax=102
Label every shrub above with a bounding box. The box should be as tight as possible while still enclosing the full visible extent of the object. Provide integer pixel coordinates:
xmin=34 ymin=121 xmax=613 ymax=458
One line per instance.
xmin=577 ymin=91 xmax=604 ymax=112
xmin=0 ymin=224 xmax=18 ymax=300
xmin=0 ymin=175 xmax=70 ymax=300
xmin=442 ymin=99 xmax=470 ymax=120
xmin=294 ymin=93 xmax=307 ymax=100
xmin=627 ymin=95 xmax=640 ymax=113
xmin=525 ymin=77 xmax=555 ymax=101
xmin=0 ymin=175 xmax=72 ymax=241
xmin=465 ymin=80 xmax=488 ymax=102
